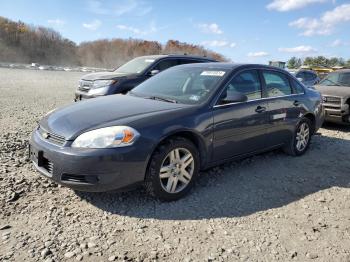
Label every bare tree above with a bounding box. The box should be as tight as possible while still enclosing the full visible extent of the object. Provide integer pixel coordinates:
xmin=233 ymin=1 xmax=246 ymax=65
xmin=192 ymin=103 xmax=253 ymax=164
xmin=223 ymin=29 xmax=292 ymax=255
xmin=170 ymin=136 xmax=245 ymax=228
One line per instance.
xmin=0 ymin=16 xmax=227 ymax=68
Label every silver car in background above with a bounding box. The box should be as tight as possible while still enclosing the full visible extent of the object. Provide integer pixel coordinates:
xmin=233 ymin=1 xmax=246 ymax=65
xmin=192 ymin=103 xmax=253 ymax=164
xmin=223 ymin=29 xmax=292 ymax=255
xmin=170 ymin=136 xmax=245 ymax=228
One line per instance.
xmin=315 ymin=69 xmax=350 ymax=124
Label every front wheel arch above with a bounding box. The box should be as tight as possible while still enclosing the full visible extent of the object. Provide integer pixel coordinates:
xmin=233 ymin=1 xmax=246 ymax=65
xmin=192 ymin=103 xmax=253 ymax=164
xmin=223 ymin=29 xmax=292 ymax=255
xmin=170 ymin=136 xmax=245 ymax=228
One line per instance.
xmin=144 ymin=130 xmax=208 ymax=180
xmin=144 ymin=136 xmax=200 ymax=201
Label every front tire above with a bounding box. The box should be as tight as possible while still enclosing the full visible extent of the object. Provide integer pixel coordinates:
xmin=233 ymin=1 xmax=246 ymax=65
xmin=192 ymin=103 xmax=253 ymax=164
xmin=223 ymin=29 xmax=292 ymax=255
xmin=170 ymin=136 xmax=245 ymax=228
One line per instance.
xmin=145 ymin=137 xmax=200 ymax=201
xmin=283 ymin=118 xmax=312 ymax=156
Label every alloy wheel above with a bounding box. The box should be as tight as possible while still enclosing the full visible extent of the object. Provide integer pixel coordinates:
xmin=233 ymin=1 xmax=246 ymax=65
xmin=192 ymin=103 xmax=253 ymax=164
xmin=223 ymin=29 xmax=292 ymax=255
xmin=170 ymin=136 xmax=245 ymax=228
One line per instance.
xmin=296 ymin=122 xmax=310 ymax=152
xmin=159 ymin=148 xmax=195 ymax=194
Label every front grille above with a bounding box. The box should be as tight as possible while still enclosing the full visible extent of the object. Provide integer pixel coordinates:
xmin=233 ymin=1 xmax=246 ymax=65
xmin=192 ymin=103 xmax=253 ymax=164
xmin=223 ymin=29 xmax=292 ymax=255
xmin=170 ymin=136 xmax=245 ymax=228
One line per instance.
xmin=323 ymin=96 xmax=341 ymax=105
xmin=61 ymin=174 xmax=99 ymax=184
xmin=42 ymin=157 xmax=53 ymax=174
xmin=38 ymin=127 xmax=66 ymax=146
xmin=47 ymin=132 xmax=66 ymax=145
xmin=324 ymin=105 xmax=341 ymax=110
xmin=78 ymin=80 xmax=93 ymax=91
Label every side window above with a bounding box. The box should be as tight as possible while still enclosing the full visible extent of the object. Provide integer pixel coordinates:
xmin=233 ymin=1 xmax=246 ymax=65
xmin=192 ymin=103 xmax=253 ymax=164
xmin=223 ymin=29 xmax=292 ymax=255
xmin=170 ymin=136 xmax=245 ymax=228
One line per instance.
xmin=305 ymin=72 xmax=316 ymax=81
xmin=263 ymin=71 xmax=292 ymax=97
xmin=153 ymin=59 xmax=179 ymax=71
xmin=295 ymin=72 xmax=305 ymax=80
xmin=291 ymin=79 xmax=305 ymax=94
xmin=221 ymin=70 xmax=262 ymax=102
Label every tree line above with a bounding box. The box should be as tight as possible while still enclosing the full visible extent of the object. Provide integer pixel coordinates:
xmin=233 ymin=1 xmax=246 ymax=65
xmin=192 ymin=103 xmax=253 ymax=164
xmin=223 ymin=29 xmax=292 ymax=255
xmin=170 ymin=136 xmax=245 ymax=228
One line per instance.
xmin=287 ymin=56 xmax=350 ymax=69
xmin=0 ymin=17 xmax=79 ymax=65
xmin=0 ymin=16 xmax=226 ymax=68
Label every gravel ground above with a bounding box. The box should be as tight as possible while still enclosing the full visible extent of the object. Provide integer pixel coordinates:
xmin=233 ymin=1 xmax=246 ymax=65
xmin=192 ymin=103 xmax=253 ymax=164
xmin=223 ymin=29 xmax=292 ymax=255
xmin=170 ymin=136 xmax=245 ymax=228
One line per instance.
xmin=0 ymin=68 xmax=349 ymax=262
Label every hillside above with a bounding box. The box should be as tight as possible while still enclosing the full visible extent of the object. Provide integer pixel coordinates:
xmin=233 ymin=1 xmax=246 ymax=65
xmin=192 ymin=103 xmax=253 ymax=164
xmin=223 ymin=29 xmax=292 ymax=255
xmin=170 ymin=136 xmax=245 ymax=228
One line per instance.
xmin=0 ymin=16 xmax=226 ymax=68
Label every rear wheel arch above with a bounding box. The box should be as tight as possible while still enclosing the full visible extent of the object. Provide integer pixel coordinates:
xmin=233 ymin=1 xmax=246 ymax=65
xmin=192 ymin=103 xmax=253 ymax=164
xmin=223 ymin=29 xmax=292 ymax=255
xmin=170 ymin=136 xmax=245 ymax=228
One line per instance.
xmin=303 ymin=113 xmax=316 ymax=134
xmin=284 ymin=116 xmax=312 ymax=156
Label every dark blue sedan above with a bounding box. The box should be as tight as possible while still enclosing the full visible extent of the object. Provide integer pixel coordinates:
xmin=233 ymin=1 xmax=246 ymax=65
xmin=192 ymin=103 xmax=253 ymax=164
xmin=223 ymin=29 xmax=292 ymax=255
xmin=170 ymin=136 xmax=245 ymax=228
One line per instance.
xmin=29 ymin=63 xmax=324 ymax=201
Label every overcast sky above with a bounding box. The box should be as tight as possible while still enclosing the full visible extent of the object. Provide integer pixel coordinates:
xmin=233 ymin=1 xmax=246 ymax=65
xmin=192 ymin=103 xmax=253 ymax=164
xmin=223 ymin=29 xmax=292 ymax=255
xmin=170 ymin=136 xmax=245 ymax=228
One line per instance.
xmin=1 ymin=0 xmax=350 ymax=63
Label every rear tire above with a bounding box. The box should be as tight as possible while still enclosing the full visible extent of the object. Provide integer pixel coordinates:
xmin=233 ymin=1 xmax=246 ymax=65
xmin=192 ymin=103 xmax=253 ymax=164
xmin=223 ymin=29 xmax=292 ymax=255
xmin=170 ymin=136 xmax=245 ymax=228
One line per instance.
xmin=144 ymin=137 xmax=200 ymax=201
xmin=283 ymin=117 xmax=312 ymax=156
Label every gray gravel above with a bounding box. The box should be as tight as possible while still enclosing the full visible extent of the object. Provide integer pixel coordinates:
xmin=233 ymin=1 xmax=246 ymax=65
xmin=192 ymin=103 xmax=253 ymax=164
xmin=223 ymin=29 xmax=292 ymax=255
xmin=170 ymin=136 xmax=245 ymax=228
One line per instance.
xmin=0 ymin=68 xmax=350 ymax=262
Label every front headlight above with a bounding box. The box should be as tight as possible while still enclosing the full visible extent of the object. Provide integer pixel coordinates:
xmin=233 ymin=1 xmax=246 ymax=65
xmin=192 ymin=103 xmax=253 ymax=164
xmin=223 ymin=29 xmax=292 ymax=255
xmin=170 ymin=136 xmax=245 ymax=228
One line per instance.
xmin=92 ymin=80 xmax=116 ymax=89
xmin=71 ymin=126 xmax=140 ymax=148
xmin=88 ymin=86 xmax=109 ymax=96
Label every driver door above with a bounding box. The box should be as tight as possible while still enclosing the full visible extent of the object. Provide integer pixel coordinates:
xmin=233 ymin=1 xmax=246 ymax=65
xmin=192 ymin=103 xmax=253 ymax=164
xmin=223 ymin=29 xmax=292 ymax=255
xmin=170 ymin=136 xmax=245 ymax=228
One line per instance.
xmin=212 ymin=69 xmax=270 ymax=161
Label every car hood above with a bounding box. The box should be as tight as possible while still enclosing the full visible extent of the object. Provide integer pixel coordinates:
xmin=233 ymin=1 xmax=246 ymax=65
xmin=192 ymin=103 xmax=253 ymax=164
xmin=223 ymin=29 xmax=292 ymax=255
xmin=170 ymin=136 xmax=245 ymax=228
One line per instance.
xmin=81 ymin=71 xmax=137 ymax=80
xmin=40 ymin=95 xmax=187 ymax=140
xmin=314 ymin=85 xmax=350 ymax=97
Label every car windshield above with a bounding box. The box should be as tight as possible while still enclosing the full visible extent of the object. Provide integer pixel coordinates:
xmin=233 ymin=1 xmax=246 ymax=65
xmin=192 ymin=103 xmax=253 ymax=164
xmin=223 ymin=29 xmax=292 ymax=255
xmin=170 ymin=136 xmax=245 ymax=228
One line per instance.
xmin=130 ymin=66 xmax=229 ymax=105
xmin=114 ymin=57 xmax=157 ymax=74
xmin=319 ymin=72 xmax=350 ymax=87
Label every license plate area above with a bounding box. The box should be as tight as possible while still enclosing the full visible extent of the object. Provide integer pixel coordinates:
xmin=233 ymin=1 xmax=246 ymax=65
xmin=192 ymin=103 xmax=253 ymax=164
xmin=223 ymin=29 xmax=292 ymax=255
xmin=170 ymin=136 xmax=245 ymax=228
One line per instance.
xmin=29 ymin=144 xmax=53 ymax=177
xmin=29 ymin=144 xmax=43 ymax=166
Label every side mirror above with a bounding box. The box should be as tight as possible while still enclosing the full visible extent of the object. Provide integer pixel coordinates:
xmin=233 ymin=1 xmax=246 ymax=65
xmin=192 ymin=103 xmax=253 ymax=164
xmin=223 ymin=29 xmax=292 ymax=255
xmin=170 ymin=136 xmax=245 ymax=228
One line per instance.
xmin=148 ymin=69 xmax=160 ymax=76
xmin=221 ymin=92 xmax=248 ymax=104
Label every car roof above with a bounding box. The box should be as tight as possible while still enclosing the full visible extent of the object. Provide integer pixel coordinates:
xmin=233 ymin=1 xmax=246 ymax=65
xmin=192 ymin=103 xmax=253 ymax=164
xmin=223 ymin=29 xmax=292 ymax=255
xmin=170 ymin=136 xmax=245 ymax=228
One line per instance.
xmin=175 ymin=62 xmax=290 ymax=72
xmin=136 ymin=54 xmax=217 ymax=62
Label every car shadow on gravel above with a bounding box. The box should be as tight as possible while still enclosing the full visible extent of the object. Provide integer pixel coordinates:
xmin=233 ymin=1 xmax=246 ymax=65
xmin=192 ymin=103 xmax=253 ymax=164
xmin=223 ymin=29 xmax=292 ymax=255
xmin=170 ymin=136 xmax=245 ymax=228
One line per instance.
xmin=76 ymin=134 xmax=350 ymax=220
xmin=321 ymin=122 xmax=350 ymax=132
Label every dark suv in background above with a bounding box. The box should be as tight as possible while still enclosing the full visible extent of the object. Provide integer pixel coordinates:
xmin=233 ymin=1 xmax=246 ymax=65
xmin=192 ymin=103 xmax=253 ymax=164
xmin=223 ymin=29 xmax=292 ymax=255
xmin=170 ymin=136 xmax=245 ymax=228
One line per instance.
xmin=75 ymin=54 xmax=217 ymax=101
xmin=292 ymin=69 xmax=320 ymax=87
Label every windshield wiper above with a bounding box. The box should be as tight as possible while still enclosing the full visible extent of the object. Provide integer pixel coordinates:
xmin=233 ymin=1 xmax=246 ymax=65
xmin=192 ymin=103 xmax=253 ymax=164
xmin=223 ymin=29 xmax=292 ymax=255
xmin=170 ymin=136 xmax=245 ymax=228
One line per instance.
xmin=145 ymin=96 xmax=178 ymax=103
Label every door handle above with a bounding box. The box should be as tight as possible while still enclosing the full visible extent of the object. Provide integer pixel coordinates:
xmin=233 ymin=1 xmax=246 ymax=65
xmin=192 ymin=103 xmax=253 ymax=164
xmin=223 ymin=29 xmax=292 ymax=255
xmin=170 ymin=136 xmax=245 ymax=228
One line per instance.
xmin=293 ymin=100 xmax=301 ymax=106
xmin=255 ymin=106 xmax=266 ymax=113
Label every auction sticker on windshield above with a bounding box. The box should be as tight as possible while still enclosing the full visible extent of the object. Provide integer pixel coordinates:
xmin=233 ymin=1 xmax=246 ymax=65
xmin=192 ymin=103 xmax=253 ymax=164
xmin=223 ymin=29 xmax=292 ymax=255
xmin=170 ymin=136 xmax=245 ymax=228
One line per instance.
xmin=200 ymin=71 xmax=226 ymax=77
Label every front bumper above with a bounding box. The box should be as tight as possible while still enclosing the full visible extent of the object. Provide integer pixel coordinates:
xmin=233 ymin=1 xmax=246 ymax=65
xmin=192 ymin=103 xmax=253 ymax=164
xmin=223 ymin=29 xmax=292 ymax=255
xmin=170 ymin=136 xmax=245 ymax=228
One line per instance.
xmin=323 ymin=102 xmax=350 ymax=123
xmin=74 ymin=90 xmax=104 ymax=101
xmin=29 ymin=129 xmax=150 ymax=192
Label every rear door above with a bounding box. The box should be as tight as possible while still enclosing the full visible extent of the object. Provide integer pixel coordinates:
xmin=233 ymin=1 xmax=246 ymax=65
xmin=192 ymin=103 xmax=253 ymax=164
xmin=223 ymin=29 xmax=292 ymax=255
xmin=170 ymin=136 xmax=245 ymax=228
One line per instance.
xmin=261 ymin=70 xmax=303 ymax=146
xmin=212 ymin=69 xmax=270 ymax=161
